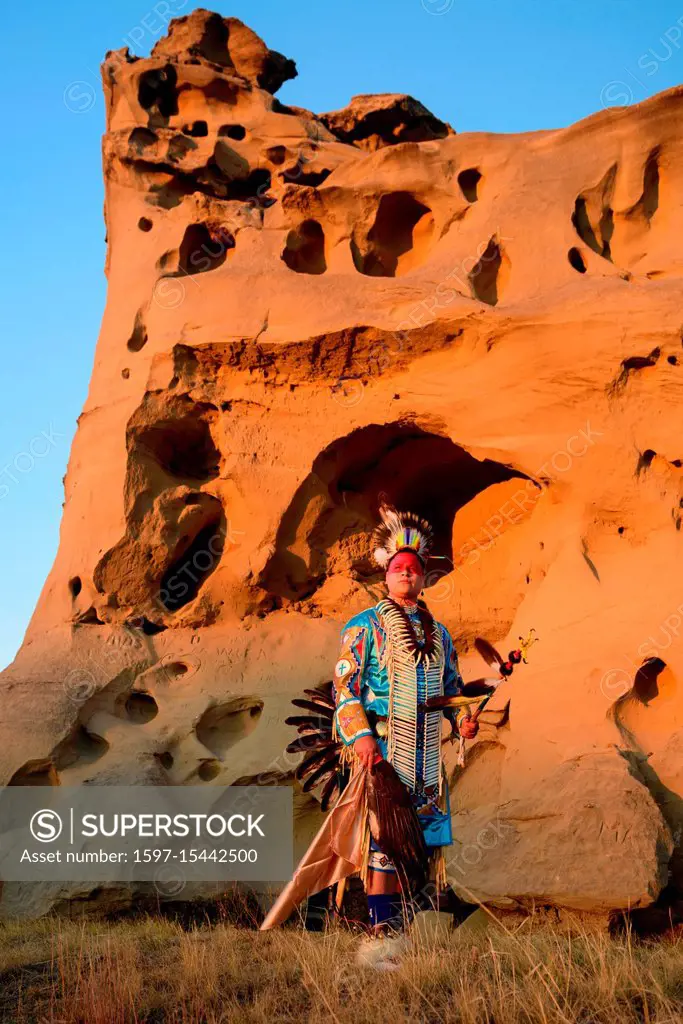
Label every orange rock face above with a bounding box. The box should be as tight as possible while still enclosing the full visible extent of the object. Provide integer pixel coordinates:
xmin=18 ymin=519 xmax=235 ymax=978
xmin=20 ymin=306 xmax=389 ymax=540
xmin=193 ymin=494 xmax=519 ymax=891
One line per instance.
xmin=3 ymin=8 xmax=683 ymax=918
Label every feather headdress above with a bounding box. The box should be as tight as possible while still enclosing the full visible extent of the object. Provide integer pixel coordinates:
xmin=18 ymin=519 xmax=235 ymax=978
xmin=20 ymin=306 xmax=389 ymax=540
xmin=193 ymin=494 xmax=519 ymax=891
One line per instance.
xmin=371 ymin=504 xmax=433 ymax=569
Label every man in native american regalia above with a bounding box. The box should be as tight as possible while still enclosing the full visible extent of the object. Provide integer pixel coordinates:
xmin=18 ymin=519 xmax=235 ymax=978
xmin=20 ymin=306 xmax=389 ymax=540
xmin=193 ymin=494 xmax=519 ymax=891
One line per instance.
xmin=260 ymin=505 xmax=479 ymax=952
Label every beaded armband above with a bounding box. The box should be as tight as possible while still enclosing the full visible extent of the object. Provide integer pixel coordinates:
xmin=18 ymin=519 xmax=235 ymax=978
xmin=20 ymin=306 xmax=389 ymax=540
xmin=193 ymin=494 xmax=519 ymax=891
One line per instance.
xmin=331 ymin=626 xmax=372 ymax=747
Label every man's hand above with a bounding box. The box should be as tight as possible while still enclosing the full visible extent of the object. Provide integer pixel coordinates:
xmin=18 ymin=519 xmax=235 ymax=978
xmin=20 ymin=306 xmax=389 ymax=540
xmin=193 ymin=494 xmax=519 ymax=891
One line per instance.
xmin=354 ymin=735 xmax=380 ymax=771
xmin=459 ymin=716 xmax=479 ymax=740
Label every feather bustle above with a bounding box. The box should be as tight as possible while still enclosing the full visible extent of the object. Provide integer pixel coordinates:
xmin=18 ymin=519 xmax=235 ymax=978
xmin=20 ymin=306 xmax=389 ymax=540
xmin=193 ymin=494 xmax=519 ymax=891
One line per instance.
xmin=295 ymin=744 xmax=340 ymax=781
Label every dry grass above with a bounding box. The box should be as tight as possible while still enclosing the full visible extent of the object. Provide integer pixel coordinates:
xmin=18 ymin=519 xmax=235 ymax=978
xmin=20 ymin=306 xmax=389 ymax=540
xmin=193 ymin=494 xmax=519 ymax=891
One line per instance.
xmin=1 ymin=906 xmax=683 ymax=1023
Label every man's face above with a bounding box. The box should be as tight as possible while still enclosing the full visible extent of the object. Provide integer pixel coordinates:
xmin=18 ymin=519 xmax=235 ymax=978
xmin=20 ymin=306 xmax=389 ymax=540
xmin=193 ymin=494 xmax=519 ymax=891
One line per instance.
xmin=385 ymin=550 xmax=425 ymax=602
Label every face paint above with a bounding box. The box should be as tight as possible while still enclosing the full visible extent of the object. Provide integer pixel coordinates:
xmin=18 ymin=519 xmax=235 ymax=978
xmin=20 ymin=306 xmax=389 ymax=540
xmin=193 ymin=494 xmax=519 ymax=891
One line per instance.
xmin=386 ymin=551 xmax=424 ymax=576
xmin=386 ymin=550 xmax=425 ymax=602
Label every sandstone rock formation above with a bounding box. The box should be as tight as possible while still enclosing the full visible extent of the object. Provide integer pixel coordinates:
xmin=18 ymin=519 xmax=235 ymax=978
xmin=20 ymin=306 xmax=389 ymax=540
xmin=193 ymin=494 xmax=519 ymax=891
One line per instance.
xmin=318 ymin=93 xmax=455 ymax=151
xmin=2 ymin=7 xmax=683 ymax=923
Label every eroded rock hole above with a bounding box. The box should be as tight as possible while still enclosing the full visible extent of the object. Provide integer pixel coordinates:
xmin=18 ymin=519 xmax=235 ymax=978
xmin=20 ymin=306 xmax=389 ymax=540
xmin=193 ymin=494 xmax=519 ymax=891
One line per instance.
xmin=571 ymin=166 xmax=616 ymax=261
xmin=128 ymin=127 xmax=157 ymax=154
xmin=69 ymin=576 xmax=82 ymax=598
xmin=203 ymin=78 xmax=240 ymax=107
xmin=127 ymin=310 xmax=148 ymax=353
xmin=138 ymin=217 xmax=153 ymax=232
xmin=196 ymin=699 xmax=264 ymax=757
xmin=281 ymin=161 xmax=332 ymax=187
xmin=636 ymin=448 xmax=657 ymax=476
xmin=568 ymin=247 xmax=586 ymax=273
xmin=138 ymin=64 xmax=178 ymax=127
xmin=133 ymin=403 xmax=220 ymax=480
xmin=182 ymin=120 xmax=208 ymax=137
xmin=265 ymin=144 xmax=287 ymax=164
xmin=271 ymin=98 xmax=295 ymax=115
xmin=218 ymin=124 xmax=247 ymax=140
xmin=164 ymin=661 xmax=189 ymax=676
xmin=160 ymin=515 xmax=226 ymax=612
xmin=156 ymin=751 xmax=174 ymax=770
xmin=192 ymin=10 xmax=231 ymax=64
xmin=469 ymin=238 xmax=506 ymax=305
xmin=9 ymin=759 xmax=59 ymax=786
xmin=54 ymin=725 xmax=109 ymax=770
xmin=282 ymin=219 xmax=326 ymax=275
xmin=125 ymin=691 xmax=159 ymax=723
xmin=352 ymin=192 xmax=433 ymax=277
xmin=639 ymin=149 xmax=660 ymax=224
xmin=458 ymin=168 xmax=481 ymax=203
xmin=610 ymin=347 xmax=661 ymax=393
xmin=227 ymin=167 xmax=272 ymax=201
xmin=167 ymin=134 xmax=198 ymax=163
xmin=176 ymin=223 xmax=234 ymax=276
xmin=627 ymin=349 xmax=661 ymax=370
xmin=573 ymin=199 xmax=600 ymax=253
xmin=198 ymin=760 xmax=221 ymax=781
xmin=130 ymin=616 xmax=167 ymax=636
xmin=633 ymin=658 xmax=668 ymax=703
xmin=74 ymin=606 xmax=104 ymax=625
xmin=263 ymin=422 xmax=528 ymax=600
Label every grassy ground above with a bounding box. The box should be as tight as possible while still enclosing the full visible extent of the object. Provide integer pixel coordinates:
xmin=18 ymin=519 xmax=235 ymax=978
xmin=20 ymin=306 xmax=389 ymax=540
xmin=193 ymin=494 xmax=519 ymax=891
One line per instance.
xmin=1 ymin=905 xmax=683 ymax=1023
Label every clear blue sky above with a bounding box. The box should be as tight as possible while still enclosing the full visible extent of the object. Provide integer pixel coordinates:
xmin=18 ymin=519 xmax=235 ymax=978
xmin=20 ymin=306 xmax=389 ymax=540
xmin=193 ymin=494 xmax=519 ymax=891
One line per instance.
xmin=1 ymin=0 xmax=683 ymax=670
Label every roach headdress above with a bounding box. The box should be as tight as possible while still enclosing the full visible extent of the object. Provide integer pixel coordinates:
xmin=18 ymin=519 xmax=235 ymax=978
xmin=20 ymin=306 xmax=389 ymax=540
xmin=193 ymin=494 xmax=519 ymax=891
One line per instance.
xmin=371 ymin=504 xmax=434 ymax=569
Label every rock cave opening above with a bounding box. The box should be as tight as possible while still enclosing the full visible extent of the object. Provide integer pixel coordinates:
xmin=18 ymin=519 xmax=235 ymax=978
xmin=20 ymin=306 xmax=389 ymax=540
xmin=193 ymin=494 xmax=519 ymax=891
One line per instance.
xmin=198 ymin=760 xmax=222 ymax=781
xmin=281 ymin=161 xmax=332 ymax=188
xmin=202 ymin=77 xmax=241 ymax=107
xmin=196 ymin=699 xmax=265 ymax=757
xmin=128 ymin=127 xmax=158 ymax=154
xmin=132 ymin=400 xmax=221 ymax=481
xmin=469 ymin=237 xmax=507 ymax=305
xmin=176 ymin=223 xmax=235 ymax=276
xmin=182 ymin=120 xmax=208 ymax=137
xmin=138 ymin=65 xmax=179 ymax=127
xmin=163 ymin=661 xmax=189 ymax=677
xmin=54 ymin=724 xmax=109 ymax=770
xmin=458 ymin=168 xmax=481 ymax=203
xmin=127 ymin=310 xmax=148 ymax=353
xmin=351 ymin=191 xmax=434 ymax=277
xmin=568 ymin=247 xmax=587 ymax=273
xmin=262 ymin=421 xmax=527 ymax=601
xmin=9 ymin=759 xmax=60 ymax=786
xmin=609 ymin=656 xmax=677 ymax=733
xmin=91 ymin=400 xmax=227 ymax=619
xmin=633 ymin=657 xmax=669 ymax=704
xmin=282 ymin=219 xmax=327 ymax=275
xmin=167 ymin=133 xmax=198 ymax=164
xmin=636 ymin=448 xmax=657 ymax=476
xmin=124 ymin=691 xmax=159 ymax=723
xmin=225 ymin=167 xmax=272 ymax=202
xmin=159 ymin=511 xmax=226 ymax=612
xmin=218 ymin=123 xmax=247 ymax=140
xmin=265 ymin=144 xmax=287 ymax=164
xmin=640 ymin=148 xmax=660 ymax=223
xmin=135 ymin=617 xmax=167 ymax=636
xmin=571 ymin=166 xmax=616 ymax=262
